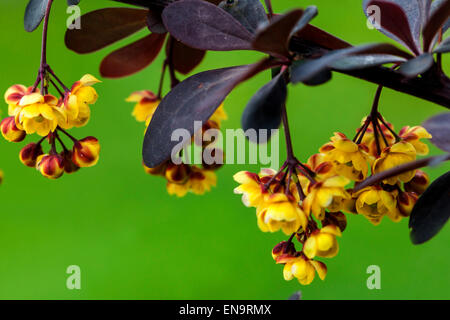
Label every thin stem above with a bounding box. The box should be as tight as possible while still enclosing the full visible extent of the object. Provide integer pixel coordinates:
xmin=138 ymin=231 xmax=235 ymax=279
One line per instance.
xmin=37 ymin=0 xmax=53 ymax=94
xmin=264 ymin=0 xmax=274 ymax=19
xmin=54 ymin=131 xmax=69 ymax=152
xmin=377 ymin=113 xmax=400 ymax=142
xmin=49 ymin=79 xmax=64 ymax=97
xmin=157 ymin=60 xmax=168 ymax=99
xmin=57 ymin=127 xmax=78 ymax=143
xmin=166 ymin=38 xmax=180 ymax=88
xmin=353 ymin=117 xmax=370 ymax=143
xmin=281 ymin=103 xmax=295 ymax=161
xmin=47 ymin=67 xmax=70 ymax=92
xmin=295 ymin=176 xmax=306 ymax=201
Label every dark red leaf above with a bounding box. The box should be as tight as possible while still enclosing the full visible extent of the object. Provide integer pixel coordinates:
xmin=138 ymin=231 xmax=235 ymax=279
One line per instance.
xmin=65 ymin=8 xmax=148 ymax=54
xmin=100 ymin=33 xmax=166 ymax=78
xmin=167 ymin=37 xmax=206 ymax=75
xmin=162 ymin=0 xmax=254 ymax=51
xmin=252 ymin=9 xmax=304 ymax=57
xmin=143 ymin=61 xmax=276 ymax=167
xmin=423 ymin=112 xmax=450 ymax=152
xmin=423 ymin=0 xmax=450 ymax=51
xmin=241 ymin=71 xmax=287 ymax=143
xmin=409 ymin=171 xmax=450 ymax=244
xmin=293 ymin=24 xmax=351 ymax=50
xmin=365 ymin=0 xmax=420 ymax=55
xmin=291 ymin=6 xmax=318 ymax=36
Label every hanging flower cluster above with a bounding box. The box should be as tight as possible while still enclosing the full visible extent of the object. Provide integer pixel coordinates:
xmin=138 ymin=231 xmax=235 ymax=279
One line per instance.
xmin=127 ymin=90 xmax=227 ymax=197
xmin=1 ymin=1 xmax=101 ymax=179
xmin=234 ymin=87 xmax=432 ymax=285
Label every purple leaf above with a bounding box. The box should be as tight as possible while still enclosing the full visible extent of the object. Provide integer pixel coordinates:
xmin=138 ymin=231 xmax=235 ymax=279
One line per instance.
xmin=397 ymin=53 xmax=435 ymax=77
xmin=293 ymin=24 xmax=351 ymax=50
xmin=162 ymin=0 xmax=254 ymax=51
xmin=100 ymin=33 xmax=166 ymax=78
xmin=218 ymin=0 xmax=268 ymax=34
xmin=291 ymin=43 xmax=413 ymax=84
xmin=423 ymin=112 xmax=450 ymax=152
xmin=331 ymin=54 xmax=406 ymax=71
xmin=24 ymin=0 xmax=49 ymax=32
xmin=409 ymin=171 xmax=450 ymax=244
xmin=143 ymin=62 xmax=273 ymax=167
xmin=65 ymin=8 xmax=148 ymax=54
xmin=241 ymin=71 xmax=287 ymax=143
xmin=252 ymin=9 xmax=304 ymax=57
xmin=434 ymin=36 xmax=450 ymax=53
xmin=423 ymin=0 xmax=450 ymax=52
xmin=364 ymin=0 xmax=421 ymax=55
xmin=291 ymin=6 xmax=318 ymax=36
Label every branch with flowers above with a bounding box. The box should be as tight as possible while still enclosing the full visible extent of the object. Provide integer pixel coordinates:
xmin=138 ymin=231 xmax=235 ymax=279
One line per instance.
xmin=1 ymin=0 xmax=449 ymax=288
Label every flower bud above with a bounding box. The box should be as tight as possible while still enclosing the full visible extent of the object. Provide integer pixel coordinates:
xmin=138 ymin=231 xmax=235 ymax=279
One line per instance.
xmin=36 ymin=154 xmax=65 ymax=179
xmin=272 ymin=241 xmax=296 ymax=261
xmin=1 ymin=117 xmax=26 ymax=142
xmin=165 ymin=163 xmax=190 ymax=184
xmin=398 ymin=191 xmax=418 ymax=217
xmin=19 ymin=143 xmax=43 ymax=167
xmin=60 ymin=150 xmax=80 ymax=174
xmin=324 ymin=211 xmax=347 ymax=232
xmin=72 ymin=137 xmax=100 ymax=168
xmin=404 ymin=170 xmax=429 ymax=195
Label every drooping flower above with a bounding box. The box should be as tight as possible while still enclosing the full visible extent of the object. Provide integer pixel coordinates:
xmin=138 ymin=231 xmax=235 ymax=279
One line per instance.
xmin=278 ymin=254 xmax=327 ymax=285
xmin=320 ymin=132 xmax=372 ymax=181
xmin=126 ymin=90 xmax=160 ymax=123
xmin=397 ymin=191 xmax=418 ymax=217
xmin=62 ymin=74 xmax=100 ymax=128
xmin=353 ymin=186 xmax=401 ymax=225
xmin=399 ymin=126 xmax=432 ymax=156
xmin=233 ymin=171 xmax=265 ymax=208
xmin=404 ymin=170 xmax=429 ymax=195
xmin=303 ymin=176 xmax=351 ymax=220
xmin=256 ymin=193 xmax=308 ymax=235
xmin=188 ymin=167 xmax=217 ymax=195
xmin=4 ymin=84 xmax=37 ymax=116
xmin=372 ymin=141 xmax=417 ymax=185
xmin=303 ymin=225 xmax=341 ymax=259
xmin=14 ymin=93 xmax=63 ymax=136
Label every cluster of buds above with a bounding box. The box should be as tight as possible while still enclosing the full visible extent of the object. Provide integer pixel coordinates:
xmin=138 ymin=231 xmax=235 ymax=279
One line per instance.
xmin=1 ymin=74 xmax=101 ymax=179
xmin=234 ymin=111 xmax=431 ymax=285
xmin=127 ymin=91 xmax=227 ymax=197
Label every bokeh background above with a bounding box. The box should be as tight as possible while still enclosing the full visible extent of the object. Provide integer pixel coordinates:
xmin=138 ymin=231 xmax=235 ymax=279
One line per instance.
xmin=0 ymin=0 xmax=449 ymax=300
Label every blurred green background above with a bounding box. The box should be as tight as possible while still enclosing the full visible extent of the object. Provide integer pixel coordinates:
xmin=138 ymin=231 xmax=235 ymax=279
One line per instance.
xmin=0 ymin=0 xmax=449 ymax=300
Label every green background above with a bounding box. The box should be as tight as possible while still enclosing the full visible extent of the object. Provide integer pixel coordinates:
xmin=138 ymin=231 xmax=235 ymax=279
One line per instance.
xmin=0 ymin=0 xmax=449 ymax=300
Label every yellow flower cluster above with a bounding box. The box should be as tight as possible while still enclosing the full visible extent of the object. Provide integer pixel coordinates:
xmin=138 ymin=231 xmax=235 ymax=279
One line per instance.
xmin=233 ymin=116 xmax=431 ymax=286
xmin=1 ymin=75 xmax=101 ymax=179
xmin=127 ymin=91 xmax=227 ymax=197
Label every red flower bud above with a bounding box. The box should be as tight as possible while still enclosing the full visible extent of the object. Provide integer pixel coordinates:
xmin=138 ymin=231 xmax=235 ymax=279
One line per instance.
xmin=165 ymin=163 xmax=190 ymax=184
xmin=36 ymin=154 xmax=65 ymax=179
xmin=1 ymin=117 xmax=26 ymax=142
xmin=72 ymin=137 xmax=100 ymax=168
xmin=404 ymin=170 xmax=430 ymax=195
xmin=19 ymin=143 xmax=43 ymax=167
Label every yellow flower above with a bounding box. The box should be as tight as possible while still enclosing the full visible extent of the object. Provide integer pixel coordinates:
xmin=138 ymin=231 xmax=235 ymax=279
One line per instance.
xmin=397 ymin=191 xmax=418 ymax=217
xmin=126 ymin=90 xmax=160 ymax=123
xmin=279 ymin=255 xmax=327 ymax=285
xmin=167 ymin=181 xmax=190 ymax=197
xmin=0 ymin=170 xmax=3 ymax=185
xmin=188 ymin=167 xmax=217 ymax=195
xmin=303 ymin=176 xmax=350 ymax=220
xmin=353 ymin=186 xmax=401 ymax=225
xmin=303 ymin=225 xmax=341 ymax=259
xmin=4 ymin=84 xmax=36 ymax=116
xmin=372 ymin=141 xmax=417 ymax=185
xmin=209 ymin=103 xmax=228 ymax=126
xmin=233 ymin=170 xmax=265 ymax=207
xmin=320 ymin=132 xmax=372 ymax=181
xmin=404 ymin=170 xmax=429 ymax=195
xmin=62 ymin=74 xmax=100 ymax=128
xmin=256 ymin=193 xmax=308 ymax=235
xmin=15 ymin=93 xmax=64 ymax=136
xmin=399 ymin=126 xmax=432 ymax=156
